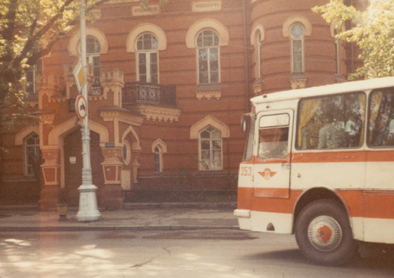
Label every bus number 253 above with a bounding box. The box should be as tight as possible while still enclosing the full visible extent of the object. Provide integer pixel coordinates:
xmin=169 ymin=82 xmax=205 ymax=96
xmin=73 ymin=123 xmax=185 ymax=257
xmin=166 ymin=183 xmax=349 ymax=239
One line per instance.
xmin=241 ymin=166 xmax=252 ymax=176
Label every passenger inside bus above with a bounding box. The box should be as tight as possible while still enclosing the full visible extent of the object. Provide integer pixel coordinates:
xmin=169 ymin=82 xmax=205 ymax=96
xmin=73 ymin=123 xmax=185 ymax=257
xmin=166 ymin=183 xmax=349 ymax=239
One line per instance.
xmin=318 ymin=117 xmax=345 ymax=149
xmin=259 ymin=127 xmax=288 ymax=158
xmin=298 ymin=93 xmax=365 ymax=150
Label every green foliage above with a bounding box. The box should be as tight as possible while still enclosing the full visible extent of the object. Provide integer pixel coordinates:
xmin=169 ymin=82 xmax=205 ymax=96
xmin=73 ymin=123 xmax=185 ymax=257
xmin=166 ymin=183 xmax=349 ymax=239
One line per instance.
xmin=313 ymin=0 xmax=394 ymax=79
xmin=0 ymin=0 xmax=112 ymax=131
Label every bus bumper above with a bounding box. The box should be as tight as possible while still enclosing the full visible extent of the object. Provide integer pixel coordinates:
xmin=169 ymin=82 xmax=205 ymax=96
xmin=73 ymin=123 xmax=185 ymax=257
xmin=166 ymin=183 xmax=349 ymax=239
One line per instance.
xmin=234 ymin=209 xmax=252 ymax=230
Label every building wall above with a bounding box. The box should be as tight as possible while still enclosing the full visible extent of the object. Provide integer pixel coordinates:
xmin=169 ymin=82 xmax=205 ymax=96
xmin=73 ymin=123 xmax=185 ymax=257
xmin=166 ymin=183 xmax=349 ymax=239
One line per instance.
xmin=0 ymin=0 xmax=358 ymax=208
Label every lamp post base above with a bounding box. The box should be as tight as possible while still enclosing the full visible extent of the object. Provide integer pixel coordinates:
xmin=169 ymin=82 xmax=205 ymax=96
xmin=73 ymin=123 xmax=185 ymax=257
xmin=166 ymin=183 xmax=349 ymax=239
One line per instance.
xmin=76 ymin=184 xmax=101 ymax=222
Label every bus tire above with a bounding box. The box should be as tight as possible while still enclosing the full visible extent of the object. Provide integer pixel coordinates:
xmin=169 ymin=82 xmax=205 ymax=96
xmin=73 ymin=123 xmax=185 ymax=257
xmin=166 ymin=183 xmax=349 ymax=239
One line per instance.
xmin=295 ymin=199 xmax=355 ymax=266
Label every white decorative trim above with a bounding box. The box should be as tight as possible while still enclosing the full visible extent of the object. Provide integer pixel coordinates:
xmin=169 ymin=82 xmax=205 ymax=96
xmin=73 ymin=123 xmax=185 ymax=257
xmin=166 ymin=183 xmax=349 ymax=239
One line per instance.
xmin=190 ymin=115 xmax=230 ymax=139
xmin=48 ymin=117 xmax=109 ymax=146
xmin=15 ymin=125 xmax=39 ymax=145
xmin=186 ymin=18 xmax=229 ymax=48
xmin=282 ymin=16 xmax=312 ymax=37
xmin=152 ymin=138 xmax=167 ymax=153
xmin=126 ymin=23 xmax=167 ymax=52
xmin=68 ymin=27 xmax=109 ymax=56
xmin=121 ymin=125 xmax=141 ymax=152
xmin=134 ymin=104 xmax=181 ymax=123
xmin=330 ymin=21 xmax=346 ymax=38
xmin=251 ymin=24 xmax=265 ymax=45
xmin=196 ymin=90 xmax=221 ymax=100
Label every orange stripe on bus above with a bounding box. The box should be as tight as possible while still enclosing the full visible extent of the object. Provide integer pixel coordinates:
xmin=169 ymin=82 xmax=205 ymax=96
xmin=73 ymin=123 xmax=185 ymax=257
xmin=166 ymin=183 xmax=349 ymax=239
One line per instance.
xmin=292 ymin=152 xmax=366 ymax=163
xmin=237 ymin=188 xmax=394 ymax=219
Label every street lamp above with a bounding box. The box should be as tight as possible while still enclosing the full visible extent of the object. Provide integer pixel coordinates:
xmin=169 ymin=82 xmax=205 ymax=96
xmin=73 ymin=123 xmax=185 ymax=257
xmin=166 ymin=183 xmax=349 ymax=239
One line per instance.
xmin=75 ymin=0 xmax=101 ymax=221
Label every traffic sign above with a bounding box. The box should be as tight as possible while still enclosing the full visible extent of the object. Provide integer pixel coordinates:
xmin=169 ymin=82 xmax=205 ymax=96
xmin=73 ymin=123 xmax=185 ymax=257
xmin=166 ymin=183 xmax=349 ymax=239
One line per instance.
xmin=73 ymin=59 xmax=86 ymax=93
xmin=75 ymin=95 xmax=87 ymax=120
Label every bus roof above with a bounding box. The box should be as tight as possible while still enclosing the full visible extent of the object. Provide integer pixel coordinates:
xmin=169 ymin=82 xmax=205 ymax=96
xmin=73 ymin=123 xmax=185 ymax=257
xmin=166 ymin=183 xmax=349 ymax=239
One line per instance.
xmin=251 ymin=76 xmax=394 ymax=106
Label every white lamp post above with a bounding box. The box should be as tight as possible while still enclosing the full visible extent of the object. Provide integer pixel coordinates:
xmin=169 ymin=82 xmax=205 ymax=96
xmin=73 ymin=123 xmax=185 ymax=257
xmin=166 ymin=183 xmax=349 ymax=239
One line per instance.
xmin=76 ymin=0 xmax=101 ymax=221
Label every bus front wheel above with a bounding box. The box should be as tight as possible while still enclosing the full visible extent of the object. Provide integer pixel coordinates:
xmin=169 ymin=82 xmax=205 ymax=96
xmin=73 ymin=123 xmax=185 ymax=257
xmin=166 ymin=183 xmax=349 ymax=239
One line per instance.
xmin=295 ymin=199 xmax=355 ymax=266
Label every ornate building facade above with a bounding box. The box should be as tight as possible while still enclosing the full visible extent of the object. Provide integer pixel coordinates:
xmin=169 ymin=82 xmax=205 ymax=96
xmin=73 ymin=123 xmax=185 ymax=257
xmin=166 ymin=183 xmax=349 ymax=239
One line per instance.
xmin=0 ymin=0 xmax=363 ymax=209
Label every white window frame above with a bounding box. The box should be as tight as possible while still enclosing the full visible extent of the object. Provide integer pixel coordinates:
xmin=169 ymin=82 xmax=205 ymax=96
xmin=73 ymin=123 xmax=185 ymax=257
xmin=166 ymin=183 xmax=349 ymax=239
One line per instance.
xmin=290 ymin=24 xmax=305 ymax=74
xmin=86 ymin=36 xmax=101 ymax=86
xmin=136 ymin=33 xmax=159 ymax=84
xmin=196 ymin=30 xmax=221 ymax=84
xmin=256 ymin=31 xmax=262 ymax=79
xmin=198 ymin=126 xmax=223 ymax=171
xmin=24 ymin=133 xmax=40 ymax=176
xmin=153 ymin=145 xmax=163 ymax=173
xmin=25 ymin=59 xmax=42 ymax=96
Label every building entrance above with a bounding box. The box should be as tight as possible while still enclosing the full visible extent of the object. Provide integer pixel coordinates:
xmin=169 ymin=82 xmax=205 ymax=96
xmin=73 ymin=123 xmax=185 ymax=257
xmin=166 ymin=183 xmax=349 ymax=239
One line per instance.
xmin=64 ymin=129 xmax=104 ymax=205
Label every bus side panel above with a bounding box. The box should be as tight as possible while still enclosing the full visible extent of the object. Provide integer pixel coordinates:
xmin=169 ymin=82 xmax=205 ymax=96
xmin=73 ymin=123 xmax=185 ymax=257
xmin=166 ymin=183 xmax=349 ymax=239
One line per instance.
xmin=364 ymin=151 xmax=394 ymax=243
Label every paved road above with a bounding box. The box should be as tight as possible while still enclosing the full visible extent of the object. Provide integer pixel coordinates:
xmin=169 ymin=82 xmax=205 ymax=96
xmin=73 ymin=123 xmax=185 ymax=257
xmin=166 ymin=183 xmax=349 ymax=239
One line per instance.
xmin=0 ymin=230 xmax=393 ymax=278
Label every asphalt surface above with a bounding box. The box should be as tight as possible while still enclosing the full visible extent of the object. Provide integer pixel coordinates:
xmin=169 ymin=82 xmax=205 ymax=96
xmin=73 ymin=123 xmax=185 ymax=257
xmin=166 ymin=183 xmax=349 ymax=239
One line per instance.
xmin=0 ymin=203 xmax=239 ymax=232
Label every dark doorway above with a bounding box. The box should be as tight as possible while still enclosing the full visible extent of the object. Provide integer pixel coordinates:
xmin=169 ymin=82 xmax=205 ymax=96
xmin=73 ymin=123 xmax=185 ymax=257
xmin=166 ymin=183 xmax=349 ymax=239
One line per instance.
xmin=64 ymin=129 xmax=104 ymax=205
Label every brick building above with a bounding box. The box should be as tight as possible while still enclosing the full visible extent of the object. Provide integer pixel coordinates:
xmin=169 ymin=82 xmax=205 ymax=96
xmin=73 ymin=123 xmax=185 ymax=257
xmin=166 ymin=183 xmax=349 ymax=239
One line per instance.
xmin=0 ymin=0 xmax=364 ymax=209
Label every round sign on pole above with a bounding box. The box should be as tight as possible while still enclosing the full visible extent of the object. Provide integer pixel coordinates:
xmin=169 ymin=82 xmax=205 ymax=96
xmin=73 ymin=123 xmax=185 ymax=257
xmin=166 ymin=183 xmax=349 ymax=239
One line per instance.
xmin=75 ymin=95 xmax=88 ymax=120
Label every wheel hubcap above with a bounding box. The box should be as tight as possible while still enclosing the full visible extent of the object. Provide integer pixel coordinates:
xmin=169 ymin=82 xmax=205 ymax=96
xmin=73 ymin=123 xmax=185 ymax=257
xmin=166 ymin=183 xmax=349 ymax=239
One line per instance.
xmin=308 ymin=216 xmax=342 ymax=252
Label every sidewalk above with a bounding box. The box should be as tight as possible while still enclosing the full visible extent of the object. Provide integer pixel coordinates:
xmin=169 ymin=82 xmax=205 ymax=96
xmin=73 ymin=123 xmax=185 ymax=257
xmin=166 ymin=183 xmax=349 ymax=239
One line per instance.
xmin=0 ymin=203 xmax=239 ymax=232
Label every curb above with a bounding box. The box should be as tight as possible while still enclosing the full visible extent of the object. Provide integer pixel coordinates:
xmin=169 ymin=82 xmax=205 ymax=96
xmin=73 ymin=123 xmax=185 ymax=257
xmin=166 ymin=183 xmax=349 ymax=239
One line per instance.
xmin=0 ymin=225 xmax=240 ymax=232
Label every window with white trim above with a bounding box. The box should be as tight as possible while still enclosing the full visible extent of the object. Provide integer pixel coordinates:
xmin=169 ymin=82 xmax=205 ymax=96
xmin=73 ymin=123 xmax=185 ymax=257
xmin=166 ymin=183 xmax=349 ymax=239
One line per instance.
xmin=25 ymin=46 xmax=42 ymax=96
xmin=199 ymin=126 xmax=222 ymax=171
xmin=196 ymin=30 xmax=220 ymax=84
xmin=334 ymin=29 xmax=340 ymax=75
xmin=136 ymin=33 xmax=159 ymax=84
xmin=256 ymin=31 xmax=263 ymax=79
xmin=153 ymin=146 xmax=162 ymax=173
xmin=86 ymin=36 xmax=101 ymax=86
xmin=290 ymin=24 xmax=305 ymax=73
xmin=24 ymin=133 xmax=40 ymax=176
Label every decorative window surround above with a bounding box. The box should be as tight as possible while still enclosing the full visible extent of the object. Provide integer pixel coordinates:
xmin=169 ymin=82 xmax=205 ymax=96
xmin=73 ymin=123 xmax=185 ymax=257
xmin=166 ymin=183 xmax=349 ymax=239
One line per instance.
xmin=196 ymin=84 xmax=222 ymax=100
xmin=190 ymin=115 xmax=230 ymax=139
xmin=68 ymin=27 xmax=108 ymax=56
xmin=133 ymin=104 xmax=181 ymax=123
xmin=252 ymin=78 xmax=264 ymax=95
xmin=127 ymin=23 xmax=167 ymax=53
xmin=289 ymin=72 xmax=308 ymax=89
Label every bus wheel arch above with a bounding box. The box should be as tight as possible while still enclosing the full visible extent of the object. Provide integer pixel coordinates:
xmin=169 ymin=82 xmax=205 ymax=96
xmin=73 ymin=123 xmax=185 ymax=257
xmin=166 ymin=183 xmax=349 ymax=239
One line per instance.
xmin=292 ymin=188 xmax=350 ymax=234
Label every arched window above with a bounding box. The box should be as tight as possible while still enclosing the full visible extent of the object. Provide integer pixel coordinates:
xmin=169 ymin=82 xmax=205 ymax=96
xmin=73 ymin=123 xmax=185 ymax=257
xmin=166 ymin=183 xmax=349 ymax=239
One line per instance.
xmin=154 ymin=146 xmax=162 ymax=173
xmin=199 ymin=126 xmax=222 ymax=171
xmin=334 ymin=29 xmax=340 ymax=75
xmin=196 ymin=30 xmax=220 ymax=84
xmin=136 ymin=33 xmax=159 ymax=84
xmin=25 ymin=45 xmax=42 ymax=97
xmin=86 ymin=36 xmax=101 ymax=86
xmin=256 ymin=31 xmax=263 ymax=79
xmin=123 ymin=139 xmax=131 ymax=166
xmin=290 ymin=24 xmax=305 ymax=73
xmin=24 ymin=133 xmax=40 ymax=176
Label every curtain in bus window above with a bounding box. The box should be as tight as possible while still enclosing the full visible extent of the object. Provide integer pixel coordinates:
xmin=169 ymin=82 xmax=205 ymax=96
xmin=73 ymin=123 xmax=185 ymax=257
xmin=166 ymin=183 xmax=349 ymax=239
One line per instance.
xmin=297 ymin=98 xmax=321 ymax=147
xmin=368 ymin=89 xmax=394 ymax=147
xmin=297 ymin=92 xmax=365 ymax=150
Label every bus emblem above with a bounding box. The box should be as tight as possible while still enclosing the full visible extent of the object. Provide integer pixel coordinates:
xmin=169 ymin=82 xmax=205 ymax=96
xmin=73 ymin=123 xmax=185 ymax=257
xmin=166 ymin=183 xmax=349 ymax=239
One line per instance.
xmin=258 ymin=168 xmax=277 ymax=181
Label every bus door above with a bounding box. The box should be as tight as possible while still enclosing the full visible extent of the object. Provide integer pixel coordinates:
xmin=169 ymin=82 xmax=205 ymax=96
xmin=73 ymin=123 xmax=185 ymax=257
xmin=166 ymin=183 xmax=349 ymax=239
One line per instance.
xmin=254 ymin=110 xmax=293 ymax=199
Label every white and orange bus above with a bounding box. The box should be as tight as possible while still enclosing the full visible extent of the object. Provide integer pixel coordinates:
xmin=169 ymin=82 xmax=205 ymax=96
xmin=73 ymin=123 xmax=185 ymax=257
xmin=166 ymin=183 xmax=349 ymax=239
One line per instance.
xmin=234 ymin=76 xmax=394 ymax=266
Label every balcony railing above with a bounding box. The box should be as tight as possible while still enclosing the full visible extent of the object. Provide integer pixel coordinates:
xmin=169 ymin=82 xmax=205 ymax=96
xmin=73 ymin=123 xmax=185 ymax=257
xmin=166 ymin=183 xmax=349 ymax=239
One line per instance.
xmin=122 ymin=82 xmax=177 ymax=108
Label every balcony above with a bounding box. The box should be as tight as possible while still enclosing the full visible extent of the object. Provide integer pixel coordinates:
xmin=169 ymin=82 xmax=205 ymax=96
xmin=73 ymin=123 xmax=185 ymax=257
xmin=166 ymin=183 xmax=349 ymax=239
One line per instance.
xmin=122 ymin=81 xmax=181 ymax=123
xmin=122 ymin=82 xmax=177 ymax=108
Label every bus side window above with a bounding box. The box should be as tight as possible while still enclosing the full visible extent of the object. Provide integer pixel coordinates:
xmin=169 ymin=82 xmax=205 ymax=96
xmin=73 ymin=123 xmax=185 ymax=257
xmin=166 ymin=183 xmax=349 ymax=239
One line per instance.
xmin=297 ymin=93 xmax=365 ymax=150
xmin=368 ymin=88 xmax=394 ymax=147
xmin=259 ymin=127 xmax=289 ymax=159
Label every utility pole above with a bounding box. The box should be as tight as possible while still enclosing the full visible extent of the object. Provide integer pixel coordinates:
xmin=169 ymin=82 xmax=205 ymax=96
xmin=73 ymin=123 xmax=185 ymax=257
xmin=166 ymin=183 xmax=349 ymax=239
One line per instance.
xmin=76 ymin=0 xmax=101 ymax=221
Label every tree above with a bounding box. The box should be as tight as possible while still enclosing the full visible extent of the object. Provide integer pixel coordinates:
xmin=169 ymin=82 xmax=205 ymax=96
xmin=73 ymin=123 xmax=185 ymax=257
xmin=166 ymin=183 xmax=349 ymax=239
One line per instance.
xmin=313 ymin=0 xmax=394 ymax=79
xmin=0 ymin=0 xmax=167 ymax=132
xmin=0 ymin=0 xmax=112 ymax=131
